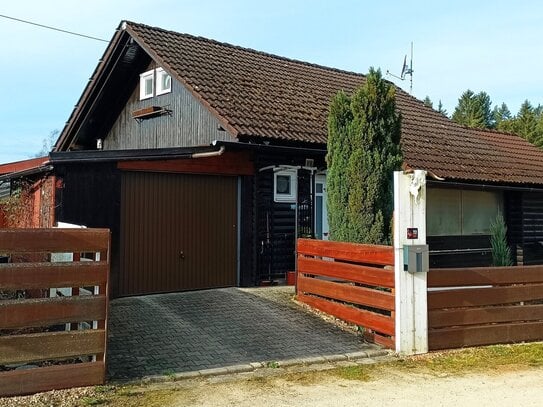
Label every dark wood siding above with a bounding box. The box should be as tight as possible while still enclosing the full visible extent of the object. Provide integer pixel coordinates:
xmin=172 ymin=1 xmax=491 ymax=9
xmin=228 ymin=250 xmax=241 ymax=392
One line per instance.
xmin=54 ymin=163 xmax=121 ymax=295
xmin=428 ymin=235 xmax=492 ymax=268
xmin=119 ymin=171 xmax=237 ymax=296
xmin=521 ymin=192 xmax=543 ymax=265
xmin=254 ymin=152 xmax=325 ymax=283
xmin=104 ymin=61 xmax=234 ymax=150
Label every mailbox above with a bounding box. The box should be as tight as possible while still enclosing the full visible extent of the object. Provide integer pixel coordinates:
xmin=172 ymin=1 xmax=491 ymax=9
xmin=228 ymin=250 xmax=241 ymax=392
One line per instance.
xmin=403 ymin=244 xmax=429 ymax=273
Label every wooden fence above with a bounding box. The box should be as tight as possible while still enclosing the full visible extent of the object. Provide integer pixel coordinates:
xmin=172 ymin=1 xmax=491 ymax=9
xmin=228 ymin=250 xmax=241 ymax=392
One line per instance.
xmin=0 ymin=228 xmax=110 ymax=397
xmin=428 ymin=265 xmax=543 ymax=350
xmin=296 ymin=238 xmax=395 ymax=348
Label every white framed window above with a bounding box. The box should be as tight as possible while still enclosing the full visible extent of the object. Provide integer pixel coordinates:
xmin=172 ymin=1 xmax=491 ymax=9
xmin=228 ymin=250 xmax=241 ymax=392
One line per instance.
xmin=274 ymin=169 xmax=297 ymax=203
xmin=155 ymin=67 xmax=172 ymax=95
xmin=139 ymin=69 xmax=154 ymax=100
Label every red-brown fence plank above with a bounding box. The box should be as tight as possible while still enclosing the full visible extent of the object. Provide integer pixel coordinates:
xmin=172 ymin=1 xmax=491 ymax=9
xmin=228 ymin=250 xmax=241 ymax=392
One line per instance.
xmin=0 ymin=295 xmax=106 ymax=329
xmin=0 ymin=228 xmax=110 ymax=253
xmin=364 ymin=331 xmax=395 ymax=349
xmin=427 ymin=284 xmax=543 ymax=309
xmin=297 ymin=238 xmax=394 ymax=266
xmin=0 ymin=362 xmax=105 ymax=397
xmin=428 ymin=265 xmax=543 ymax=287
xmin=429 ymin=304 xmax=543 ymax=328
xmin=298 ymin=257 xmax=394 ymax=288
xmin=429 ymin=321 xmax=543 ymax=350
xmin=0 ymin=329 xmax=106 ymax=365
xmin=0 ymin=261 xmax=108 ymax=290
xmin=298 ymin=274 xmax=394 ymax=311
xmin=297 ymin=293 xmax=394 ymax=336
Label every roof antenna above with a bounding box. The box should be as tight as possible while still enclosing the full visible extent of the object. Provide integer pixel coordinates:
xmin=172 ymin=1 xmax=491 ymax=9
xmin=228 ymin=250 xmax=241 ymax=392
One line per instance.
xmin=386 ymin=42 xmax=414 ymax=93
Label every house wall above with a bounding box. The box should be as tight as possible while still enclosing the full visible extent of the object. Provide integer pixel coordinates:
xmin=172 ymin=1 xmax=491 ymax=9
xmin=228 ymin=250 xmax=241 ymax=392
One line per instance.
xmin=254 ymin=152 xmax=325 ymax=283
xmin=54 ymin=162 xmax=122 ymax=295
xmin=104 ymin=61 xmax=234 ymax=150
xmin=426 ymin=187 xmax=502 ymax=268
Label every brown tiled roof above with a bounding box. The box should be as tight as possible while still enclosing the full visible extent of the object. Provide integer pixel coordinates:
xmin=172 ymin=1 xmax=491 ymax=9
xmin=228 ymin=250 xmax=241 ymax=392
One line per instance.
xmin=124 ymin=21 xmax=543 ymax=185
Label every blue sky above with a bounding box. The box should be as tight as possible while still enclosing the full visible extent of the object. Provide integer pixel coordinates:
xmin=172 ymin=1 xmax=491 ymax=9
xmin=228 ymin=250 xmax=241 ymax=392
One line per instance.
xmin=1 ymin=0 xmax=542 ymax=163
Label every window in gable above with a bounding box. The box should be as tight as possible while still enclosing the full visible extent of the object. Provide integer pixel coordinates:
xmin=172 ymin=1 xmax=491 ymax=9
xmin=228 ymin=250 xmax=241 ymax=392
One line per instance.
xmin=156 ymin=67 xmax=172 ymax=95
xmin=139 ymin=70 xmax=154 ymax=100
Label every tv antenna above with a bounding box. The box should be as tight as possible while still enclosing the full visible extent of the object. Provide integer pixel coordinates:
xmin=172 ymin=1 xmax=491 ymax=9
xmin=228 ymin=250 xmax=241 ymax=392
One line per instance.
xmin=386 ymin=42 xmax=414 ymax=93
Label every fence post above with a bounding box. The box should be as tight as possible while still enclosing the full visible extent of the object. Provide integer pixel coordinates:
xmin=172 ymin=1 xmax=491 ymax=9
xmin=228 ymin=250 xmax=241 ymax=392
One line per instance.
xmin=393 ymin=170 xmax=428 ymax=354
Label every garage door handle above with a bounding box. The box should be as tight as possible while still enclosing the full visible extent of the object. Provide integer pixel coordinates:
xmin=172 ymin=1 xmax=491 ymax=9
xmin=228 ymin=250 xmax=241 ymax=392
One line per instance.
xmin=179 ymin=251 xmax=185 ymax=260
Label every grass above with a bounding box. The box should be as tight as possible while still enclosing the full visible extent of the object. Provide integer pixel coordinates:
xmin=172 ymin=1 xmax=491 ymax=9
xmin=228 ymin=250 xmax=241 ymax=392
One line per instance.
xmin=332 ymin=343 xmax=543 ymax=381
xmin=77 ymin=343 xmax=543 ymax=406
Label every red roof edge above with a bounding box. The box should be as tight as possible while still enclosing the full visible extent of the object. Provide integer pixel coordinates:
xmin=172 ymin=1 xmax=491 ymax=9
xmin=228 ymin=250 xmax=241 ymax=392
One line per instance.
xmin=0 ymin=156 xmax=49 ymax=175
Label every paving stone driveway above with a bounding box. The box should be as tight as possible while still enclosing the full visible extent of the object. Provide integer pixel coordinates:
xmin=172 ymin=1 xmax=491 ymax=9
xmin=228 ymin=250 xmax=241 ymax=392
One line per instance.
xmin=107 ymin=286 xmax=377 ymax=380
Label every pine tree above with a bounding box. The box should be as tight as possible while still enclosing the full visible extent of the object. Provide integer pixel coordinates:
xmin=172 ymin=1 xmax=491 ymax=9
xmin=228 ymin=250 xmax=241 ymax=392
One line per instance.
xmin=452 ymin=90 xmax=493 ymax=128
xmin=326 ymin=68 xmax=403 ymax=244
xmin=423 ymin=96 xmax=433 ymax=108
xmin=514 ymin=100 xmax=538 ymax=144
xmin=437 ymin=100 xmax=448 ymax=116
xmin=493 ymin=102 xmax=512 ymax=130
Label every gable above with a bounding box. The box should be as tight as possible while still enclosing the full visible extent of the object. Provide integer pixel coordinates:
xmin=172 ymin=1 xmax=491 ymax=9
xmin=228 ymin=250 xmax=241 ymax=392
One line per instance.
xmin=104 ymin=60 xmax=234 ymax=150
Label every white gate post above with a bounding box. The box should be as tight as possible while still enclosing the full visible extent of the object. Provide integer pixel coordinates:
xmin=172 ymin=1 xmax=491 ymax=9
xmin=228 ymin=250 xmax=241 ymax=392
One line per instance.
xmin=393 ymin=170 xmax=428 ymax=354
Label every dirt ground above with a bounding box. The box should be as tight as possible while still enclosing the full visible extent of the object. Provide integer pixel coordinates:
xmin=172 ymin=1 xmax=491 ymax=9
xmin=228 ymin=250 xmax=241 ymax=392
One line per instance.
xmin=1 ymin=344 xmax=542 ymax=406
xmin=160 ymin=366 xmax=543 ymax=407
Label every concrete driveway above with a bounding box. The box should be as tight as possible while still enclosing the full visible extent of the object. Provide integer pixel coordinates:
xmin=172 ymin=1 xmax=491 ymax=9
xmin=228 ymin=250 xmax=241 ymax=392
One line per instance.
xmin=107 ymin=286 xmax=380 ymax=380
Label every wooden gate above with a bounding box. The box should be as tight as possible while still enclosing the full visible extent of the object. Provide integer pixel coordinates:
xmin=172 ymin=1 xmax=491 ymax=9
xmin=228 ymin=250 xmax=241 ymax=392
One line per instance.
xmin=428 ymin=265 xmax=543 ymax=350
xmin=0 ymin=228 xmax=110 ymax=397
xmin=119 ymin=172 xmax=237 ymax=296
xmin=296 ymin=239 xmax=395 ymax=348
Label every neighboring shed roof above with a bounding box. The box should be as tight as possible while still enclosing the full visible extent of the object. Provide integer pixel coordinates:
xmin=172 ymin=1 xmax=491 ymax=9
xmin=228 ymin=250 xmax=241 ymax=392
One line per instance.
xmin=59 ymin=21 xmax=543 ymax=186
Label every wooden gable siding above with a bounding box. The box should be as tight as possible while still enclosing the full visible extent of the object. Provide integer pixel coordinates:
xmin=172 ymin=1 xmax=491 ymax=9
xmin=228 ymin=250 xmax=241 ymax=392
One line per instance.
xmin=104 ymin=61 xmax=234 ymax=150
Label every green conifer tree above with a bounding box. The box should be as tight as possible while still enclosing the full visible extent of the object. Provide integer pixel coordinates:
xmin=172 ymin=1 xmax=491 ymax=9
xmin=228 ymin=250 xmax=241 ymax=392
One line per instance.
xmin=326 ymin=68 xmax=402 ymax=244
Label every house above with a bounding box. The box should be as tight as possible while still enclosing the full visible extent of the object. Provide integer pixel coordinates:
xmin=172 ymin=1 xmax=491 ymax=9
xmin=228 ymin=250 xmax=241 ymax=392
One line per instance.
xmin=6 ymin=20 xmax=543 ymax=297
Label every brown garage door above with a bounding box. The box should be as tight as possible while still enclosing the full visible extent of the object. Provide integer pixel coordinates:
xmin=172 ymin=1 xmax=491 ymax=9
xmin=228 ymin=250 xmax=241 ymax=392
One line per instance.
xmin=119 ymin=171 xmax=237 ymax=296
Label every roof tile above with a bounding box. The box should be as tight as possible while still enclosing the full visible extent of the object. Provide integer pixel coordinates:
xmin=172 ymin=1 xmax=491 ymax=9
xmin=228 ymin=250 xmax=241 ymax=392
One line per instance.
xmin=126 ymin=21 xmax=543 ymax=185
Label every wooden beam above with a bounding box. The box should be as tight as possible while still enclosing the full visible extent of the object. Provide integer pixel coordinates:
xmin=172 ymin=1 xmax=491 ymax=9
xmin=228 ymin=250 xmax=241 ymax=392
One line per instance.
xmin=298 ymin=256 xmax=394 ymax=288
xmin=297 ymin=275 xmax=394 ymax=311
xmin=117 ymin=151 xmax=254 ymax=176
xmin=0 ymin=329 xmax=105 ymax=365
xmin=297 ymin=238 xmax=394 ymax=266
xmin=429 ymin=304 xmax=543 ymax=328
xmin=297 ymin=293 xmax=394 ymax=336
xmin=0 ymin=261 xmax=108 ymax=290
xmin=0 ymin=229 xmax=110 ymax=253
xmin=0 ymin=296 xmax=106 ymax=329
xmin=0 ymin=362 xmax=104 ymax=397
xmin=429 ymin=321 xmax=543 ymax=350
xmin=428 ymin=284 xmax=543 ymax=309
xmin=428 ymin=265 xmax=543 ymax=287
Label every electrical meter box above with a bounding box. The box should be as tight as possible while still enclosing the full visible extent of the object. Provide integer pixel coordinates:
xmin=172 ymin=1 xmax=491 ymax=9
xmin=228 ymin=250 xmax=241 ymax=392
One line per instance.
xmin=403 ymin=244 xmax=429 ymax=273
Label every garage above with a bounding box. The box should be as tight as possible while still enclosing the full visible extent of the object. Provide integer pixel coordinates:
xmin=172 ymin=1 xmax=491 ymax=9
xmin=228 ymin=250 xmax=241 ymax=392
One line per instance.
xmin=118 ymin=171 xmax=238 ymax=296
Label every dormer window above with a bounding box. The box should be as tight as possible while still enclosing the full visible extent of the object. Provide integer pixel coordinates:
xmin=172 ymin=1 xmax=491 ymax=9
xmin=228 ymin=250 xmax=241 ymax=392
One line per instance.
xmin=139 ymin=68 xmax=172 ymax=100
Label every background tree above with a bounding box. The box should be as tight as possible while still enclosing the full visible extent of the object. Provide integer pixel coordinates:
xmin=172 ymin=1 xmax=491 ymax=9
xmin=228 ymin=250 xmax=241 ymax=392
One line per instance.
xmin=326 ymin=68 xmax=403 ymax=245
xmin=493 ymin=102 xmax=512 ymax=130
xmin=34 ymin=130 xmax=59 ymax=157
xmin=423 ymin=96 xmax=433 ymax=108
xmin=437 ymin=100 xmax=448 ymax=116
xmin=452 ymin=90 xmax=494 ymax=128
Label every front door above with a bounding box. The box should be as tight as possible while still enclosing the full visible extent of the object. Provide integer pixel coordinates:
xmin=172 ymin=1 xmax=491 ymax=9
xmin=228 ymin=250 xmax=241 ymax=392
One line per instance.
xmin=315 ymin=174 xmax=329 ymax=240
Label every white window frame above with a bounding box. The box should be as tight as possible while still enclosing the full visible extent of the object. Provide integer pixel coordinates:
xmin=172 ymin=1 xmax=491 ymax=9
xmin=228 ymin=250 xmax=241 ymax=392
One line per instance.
xmin=274 ymin=169 xmax=297 ymax=203
xmin=139 ymin=69 xmax=154 ymax=100
xmin=155 ymin=67 xmax=172 ymax=96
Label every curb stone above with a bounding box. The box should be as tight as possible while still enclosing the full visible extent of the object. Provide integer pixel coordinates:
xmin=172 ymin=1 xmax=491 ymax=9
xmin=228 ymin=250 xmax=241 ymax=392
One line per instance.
xmin=133 ymin=349 xmax=393 ymax=385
